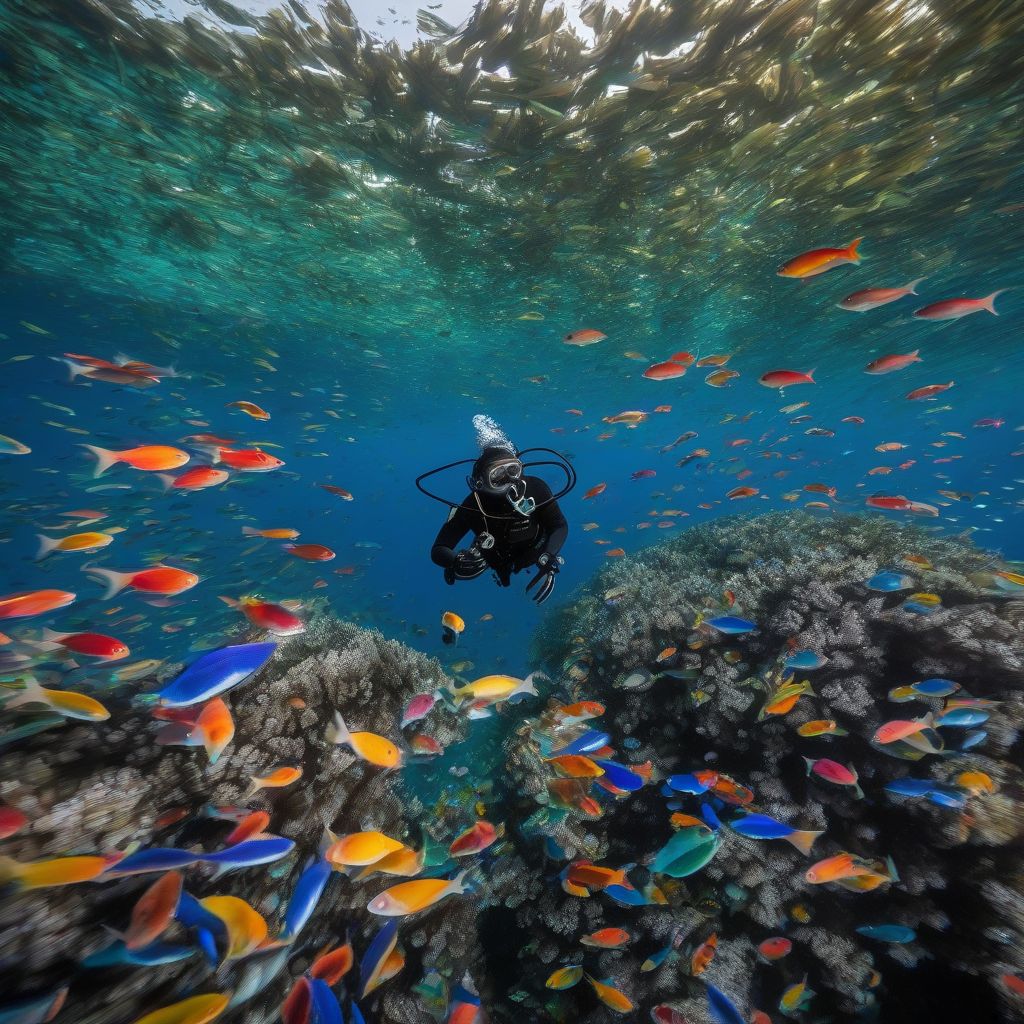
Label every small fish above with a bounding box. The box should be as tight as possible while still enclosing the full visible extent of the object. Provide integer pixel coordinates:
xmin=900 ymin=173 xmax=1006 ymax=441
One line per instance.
xmin=797 ymin=719 xmax=847 ymax=738
xmin=156 ymin=642 xmax=276 ymax=707
xmin=320 ymin=484 xmax=354 ymax=500
xmin=865 ymin=350 xmax=922 ymax=374
xmin=584 ymin=975 xmax=633 ymax=1015
xmin=581 ymin=927 xmax=630 ymax=949
xmin=705 ymin=369 xmax=740 ymax=387
xmin=840 ymin=278 xmax=925 ymax=311
xmin=874 ymin=716 xmax=932 ymax=744
xmin=283 ymin=543 xmax=335 ymax=561
xmin=690 ymin=932 xmax=717 ymax=975
xmin=366 ymin=870 xmax=468 ymax=916
xmin=5 ymin=677 xmax=109 ymax=721
xmin=241 ymin=527 xmax=300 ymax=539
xmin=0 ymin=854 xmax=109 ymax=889
xmin=0 ymin=805 xmax=27 ymax=839
xmin=0 ymin=433 xmax=31 ymax=455
xmin=81 ymin=444 xmax=189 ymax=477
xmin=583 ymin=483 xmax=607 ymax=499
xmin=728 ymin=813 xmax=822 ymax=855
xmin=0 ymin=589 xmax=76 ymax=619
xmin=326 ymin=711 xmax=403 ymax=768
xmin=758 ymin=936 xmax=792 ymax=960
xmin=913 ymin=291 xmax=1007 ymax=320
xmin=159 ymin=467 xmax=230 ymax=491
xmin=546 ymin=965 xmax=583 ymax=989
xmin=199 ymin=895 xmax=268 ymax=960
xmin=281 ymin=859 xmax=332 ymax=939
xmin=705 ymin=615 xmax=756 ymax=634
xmin=401 ymin=691 xmax=438 ymax=728
xmin=759 ymin=369 xmax=815 ymax=388
xmin=243 ymin=766 xmax=302 ymax=800
xmin=779 ymin=975 xmax=814 ymax=1018
xmin=310 ymin=939 xmax=354 ymax=985
xmin=441 ymin=611 xmax=465 ymax=645
xmin=449 ymin=821 xmax=499 ymax=857
xmin=778 ymin=237 xmax=862 ymax=278
xmin=804 ymin=757 xmax=863 ymax=797
xmin=227 ymin=400 xmax=270 ymax=420
xmin=125 ymin=870 xmax=184 ymax=949
xmin=856 ymin=924 xmax=916 ymax=943
xmin=226 ymin=597 xmax=304 ymax=636
xmin=563 ymin=329 xmax=606 ymax=346
xmin=865 ymin=570 xmax=914 ymax=592
xmin=86 ymin=564 xmax=199 ymax=599
xmin=326 ymin=831 xmax=405 ymax=867
xmin=643 ymin=360 xmax=687 ymax=380
xmin=131 ymin=992 xmax=230 ymax=1024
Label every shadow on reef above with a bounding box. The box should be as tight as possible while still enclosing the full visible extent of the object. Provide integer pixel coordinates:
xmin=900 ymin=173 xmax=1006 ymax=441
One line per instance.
xmin=497 ymin=511 xmax=1023 ymax=1024
xmin=2 ymin=512 xmax=1023 ymax=1024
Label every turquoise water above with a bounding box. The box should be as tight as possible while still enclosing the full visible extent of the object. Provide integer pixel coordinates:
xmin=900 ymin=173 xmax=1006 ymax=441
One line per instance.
xmin=2 ymin=1 xmax=1024 ymax=1021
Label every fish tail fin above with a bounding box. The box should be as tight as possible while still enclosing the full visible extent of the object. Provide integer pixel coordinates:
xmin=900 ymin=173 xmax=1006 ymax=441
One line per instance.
xmin=326 ymin=710 xmax=351 ymax=748
xmin=35 ymin=534 xmax=59 ymax=561
xmin=80 ymin=444 xmax=118 ymax=478
xmin=218 ymin=595 xmax=241 ymax=609
xmin=910 ymin=349 xmax=922 ymax=363
xmin=195 ymin=444 xmax=222 ymax=464
xmin=84 ymin=565 xmax=130 ymax=600
xmin=847 ymin=237 xmax=863 ymax=260
xmin=983 ymin=288 xmax=1008 ymax=314
xmin=885 ymin=855 xmax=900 ymax=883
xmin=785 ymin=829 xmax=824 ymax=856
xmin=452 ymin=868 xmax=470 ymax=894
xmin=806 ymin=369 xmax=816 ymax=383
xmin=5 ymin=676 xmax=46 ymax=711
xmin=0 ymin=856 xmax=22 ymax=886
xmin=906 ymin=277 xmax=926 ymax=294
xmin=833 ymin=726 xmax=849 ymax=736
xmin=853 ymin=781 xmax=865 ymax=800
xmin=241 ymin=527 xmax=261 ymax=537
xmin=156 ymin=474 xmax=176 ymax=493
xmin=802 ymin=756 xmax=815 ymax=776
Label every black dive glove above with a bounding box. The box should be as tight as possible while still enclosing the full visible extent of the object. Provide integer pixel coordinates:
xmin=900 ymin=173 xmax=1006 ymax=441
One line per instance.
xmin=444 ymin=547 xmax=488 ymax=585
xmin=526 ymin=552 xmax=560 ymax=605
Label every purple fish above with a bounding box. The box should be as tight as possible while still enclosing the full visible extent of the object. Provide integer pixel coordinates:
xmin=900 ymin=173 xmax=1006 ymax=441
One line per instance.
xmin=401 ymin=691 xmax=438 ymax=729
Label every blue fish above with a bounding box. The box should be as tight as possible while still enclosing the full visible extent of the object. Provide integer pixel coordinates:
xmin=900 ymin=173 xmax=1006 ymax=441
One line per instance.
xmin=884 ymin=778 xmax=935 ymax=797
xmin=310 ymin=978 xmax=344 ymax=1024
xmin=856 ymin=924 xmax=916 ymax=943
xmin=865 ymin=571 xmax=914 ymax=592
xmin=902 ymin=602 xmax=937 ymax=615
xmin=282 ymin=859 xmax=333 ymax=940
xmin=960 ymin=730 xmax=987 ymax=750
xmin=155 ymin=641 xmax=277 ymax=707
xmin=175 ymin=890 xmax=226 ymax=936
xmin=926 ymin=789 xmax=967 ymax=809
xmin=604 ymin=882 xmax=650 ymax=907
xmin=784 ymin=649 xmax=828 ymax=671
xmin=349 ymin=1003 xmax=366 ymax=1024
xmin=197 ymin=927 xmax=218 ymax=969
xmin=200 ymin=836 xmax=295 ymax=875
xmin=551 ymin=730 xmax=610 ymax=757
xmin=728 ymin=814 xmax=822 ymax=854
xmin=359 ymin=918 xmax=399 ymax=999
xmin=0 ymin=989 xmax=68 ymax=1024
xmin=105 ymin=847 xmax=199 ymax=876
xmin=913 ymin=678 xmax=960 ymax=697
xmin=82 ymin=939 xmax=195 ymax=968
xmin=705 ymin=981 xmax=746 ymax=1024
xmin=667 ymin=773 xmax=715 ymax=795
xmin=594 ymin=759 xmax=644 ymax=792
xmin=936 ymin=708 xmax=990 ymax=727
xmin=706 ymin=616 xmax=756 ymax=634
xmin=700 ymin=803 xmax=723 ymax=831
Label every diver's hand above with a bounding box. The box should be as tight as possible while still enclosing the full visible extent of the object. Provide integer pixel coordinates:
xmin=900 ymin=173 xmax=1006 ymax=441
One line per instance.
xmin=526 ymin=552 xmax=560 ymax=605
xmin=447 ymin=547 xmax=487 ymax=583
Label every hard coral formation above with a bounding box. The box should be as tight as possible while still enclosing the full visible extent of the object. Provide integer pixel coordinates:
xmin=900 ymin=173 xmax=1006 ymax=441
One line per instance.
xmin=512 ymin=511 xmax=1024 ymax=1022
xmin=0 ymin=616 xmax=470 ymax=1023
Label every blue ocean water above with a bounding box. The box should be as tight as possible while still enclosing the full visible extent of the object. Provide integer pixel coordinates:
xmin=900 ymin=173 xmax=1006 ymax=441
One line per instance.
xmin=3 ymin=2 xmax=1024 ymax=1021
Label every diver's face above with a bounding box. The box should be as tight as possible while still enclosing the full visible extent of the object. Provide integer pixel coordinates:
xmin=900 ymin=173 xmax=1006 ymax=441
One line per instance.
xmin=485 ymin=458 xmax=522 ymax=491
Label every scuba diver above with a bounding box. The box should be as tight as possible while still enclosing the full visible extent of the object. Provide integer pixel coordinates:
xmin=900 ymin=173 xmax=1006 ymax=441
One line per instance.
xmin=417 ymin=416 xmax=574 ymax=605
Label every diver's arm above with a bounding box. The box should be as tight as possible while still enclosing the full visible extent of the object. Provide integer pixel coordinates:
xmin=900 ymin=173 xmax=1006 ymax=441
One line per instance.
xmin=537 ymin=495 xmax=568 ymax=559
xmin=431 ymin=505 xmax=472 ymax=568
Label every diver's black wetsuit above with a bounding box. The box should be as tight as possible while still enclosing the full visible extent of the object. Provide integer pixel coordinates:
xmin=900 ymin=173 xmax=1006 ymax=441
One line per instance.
xmin=430 ymin=475 xmax=568 ymax=586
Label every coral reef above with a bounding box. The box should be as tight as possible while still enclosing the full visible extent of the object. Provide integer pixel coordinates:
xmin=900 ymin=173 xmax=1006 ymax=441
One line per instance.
xmin=507 ymin=511 xmax=1024 ymax=1023
xmin=0 ymin=617 xmax=475 ymax=1023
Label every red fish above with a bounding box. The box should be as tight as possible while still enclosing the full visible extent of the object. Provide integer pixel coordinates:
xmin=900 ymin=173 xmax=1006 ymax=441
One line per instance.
xmin=85 ymin=565 xmax=199 ymax=598
xmin=913 ymin=290 xmax=1007 ymax=320
xmin=283 ymin=544 xmax=335 ymax=562
xmin=0 ymin=805 xmax=27 ymax=839
xmin=759 ymin=936 xmax=792 ymax=960
xmin=906 ymin=381 xmax=954 ymax=401
xmin=583 ymin=483 xmax=607 ymax=500
xmin=631 ymin=470 xmax=656 ymax=479
xmin=778 ymin=237 xmax=862 ymax=278
xmin=125 ymin=870 xmax=183 ymax=949
xmin=226 ymin=810 xmax=271 ymax=845
xmin=227 ymin=596 xmax=304 ymax=636
xmin=727 ymin=486 xmax=758 ymax=499
xmin=839 ymin=278 xmax=925 ymax=311
xmin=563 ymin=329 xmax=606 ymax=346
xmin=0 ymin=590 xmax=76 ymax=620
xmin=669 ymin=352 xmax=695 ymax=366
xmin=759 ymin=369 xmax=815 ymax=388
xmin=311 ymin=940 xmax=354 ymax=985
xmin=160 ymin=467 xmax=230 ymax=491
xmin=41 ymin=630 xmax=129 ymax=661
xmin=321 ymin=485 xmax=354 ymax=500
xmin=449 ymin=820 xmax=499 ymax=857
xmin=209 ymin=447 xmax=284 ymax=472
xmin=643 ymin=361 xmax=687 ymax=380
xmin=864 ymin=351 xmax=921 ymax=374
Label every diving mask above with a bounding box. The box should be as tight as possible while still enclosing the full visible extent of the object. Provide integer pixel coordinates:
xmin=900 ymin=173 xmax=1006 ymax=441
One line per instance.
xmin=486 ymin=458 xmax=523 ymax=489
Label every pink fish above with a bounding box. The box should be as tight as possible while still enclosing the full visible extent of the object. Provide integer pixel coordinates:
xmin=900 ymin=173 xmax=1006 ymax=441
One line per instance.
xmin=974 ymin=418 xmax=1004 ymax=428
xmin=759 ymin=369 xmax=815 ymax=388
xmin=631 ymin=470 xmax=657 ymax=480
xmin=803 ymin=757 xmax=863 ymax=798
xmin=864 ymin=351 xmax=921 ymax=374
xmin=873 ymin=717 xmax=931 ymax=744
xmin=913 ymin=290 xmax=1007 ymax=320
xmin=838 ymin=278 xmax=925 ymax=312
xmin=401 ymin=692 xmax=438 ymax=729
xmin=906 ymin=382 xmax=954 ymax=401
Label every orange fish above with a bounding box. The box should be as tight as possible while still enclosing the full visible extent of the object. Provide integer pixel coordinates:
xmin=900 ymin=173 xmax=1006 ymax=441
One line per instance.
xmin=320 ymin=485 xmax=354 ymax=500
xmin=705 ymin=369 xmax=739 ymax=387
xmin=643 ymin=361 xmax=687 ymax=380
xmin=311 ymin=940 xmax=354 ymax=985
xmin=605 ymin=548 xmax=626 ymax=557
xmin=210 ymin=447 xmax=284 ymax=472
xmin=227 ymin=400 xmax=270 ymax=420
xmin=85 ymin=565 xmax=199 ymax=599
xmin=584 ymin=974 xmax=633 ymax=1014
xmin=81 ymin=444 xmax=189 ymax=477
xmin=727 ymin=486 xmax=758 ymax=499
xmin=225 ymin=810 xmax=271 ymax=845
xmin=327 ymin=831 xmax=405 ymax=867
xmin=805 ymin=852 xmax=871 ymax=884
xmin=567 ymin=861 xmax=628 ymax=891
xmin=0 ymin=589 xmax=76 ymax=620
xmin=327 ymin=712 xmax=403 ymax=768
xmin=563 ymin=329 xmax=606 ymax=346
xmin=583 ymin=483 xmax=607 ymax=499
xmin=36 ymin=531 xmax=114 ymax=560
xmin=160 ymin=467 xmax=230 ymax=491
xmin=243 ymin=766 xmax=302 ymax=800
xmin=366 ymin=871 xmax=468 ymax=916
xmin=449 ymin=821 xmax=499 ymax=857
xmin=778 ymin=237 xmax=863 ymax=278
xmin=581 ymin=927 xmax=630 ymax=948
xmin=283 ymin=543 xmax=336 ymax=561
xmin=690 ymin=933 xmax=717 ymax=975
xmin=125 ymin=870 xmax=183 ymax=949
xmin=906 ymin=381 xmax=954 ymax=401
xmin=241 ymin=527 xmax=299 ymax=539
xmin=696 ymin=354 xmax=730 ymax=367
xmin=548 ymin=755 xmax=604 ymax=778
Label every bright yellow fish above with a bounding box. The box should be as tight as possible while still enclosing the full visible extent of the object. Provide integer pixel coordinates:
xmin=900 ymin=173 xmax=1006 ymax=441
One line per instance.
xmin=132 ymin=993 xmax=231 ymax=1024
